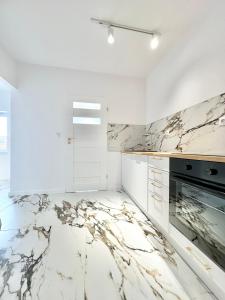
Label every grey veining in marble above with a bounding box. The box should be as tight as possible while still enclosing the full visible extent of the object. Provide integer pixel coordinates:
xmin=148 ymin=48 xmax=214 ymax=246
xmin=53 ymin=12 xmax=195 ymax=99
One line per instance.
xmin=0 ymin=191 xmax=216 ymax=300
xmin=146 ymin=93 xmax=225 ymax=154
xmin=107 ymin=123 xmax=145 ymax=152
xmin=108 ymin=93 xmax=225 ymax=154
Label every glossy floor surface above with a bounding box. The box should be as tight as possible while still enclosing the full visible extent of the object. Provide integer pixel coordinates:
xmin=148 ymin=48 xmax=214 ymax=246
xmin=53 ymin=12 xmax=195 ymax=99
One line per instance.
xmin=0 ymin=191 xmax=216 ymax=300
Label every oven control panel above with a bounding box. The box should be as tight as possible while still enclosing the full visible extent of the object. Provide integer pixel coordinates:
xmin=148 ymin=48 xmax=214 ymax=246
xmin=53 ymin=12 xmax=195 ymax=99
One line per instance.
xmin=170 ymin=158 xmax=225 ymax=186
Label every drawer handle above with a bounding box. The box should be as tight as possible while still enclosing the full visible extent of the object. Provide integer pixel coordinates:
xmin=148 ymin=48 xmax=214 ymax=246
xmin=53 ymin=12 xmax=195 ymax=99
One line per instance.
xmin=151 ymin=169 xmax=162 ymax=175
xmin=151 ymin=182 xmax=162 ymax=188
xmin=151 ymin=193 xmax=162 ymax=202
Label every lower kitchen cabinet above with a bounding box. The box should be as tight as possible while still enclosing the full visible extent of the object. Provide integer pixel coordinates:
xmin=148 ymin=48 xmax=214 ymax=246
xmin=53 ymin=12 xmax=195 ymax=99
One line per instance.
xmin=147 ymin=158 xmax=169 ymax=232
xmin=148 ymin=183 xmax=169 ymax=231
xmin=122 ymin=154 xmax=169 ymax=232
xmin=122 ymin=154 xmax=148 ymax=210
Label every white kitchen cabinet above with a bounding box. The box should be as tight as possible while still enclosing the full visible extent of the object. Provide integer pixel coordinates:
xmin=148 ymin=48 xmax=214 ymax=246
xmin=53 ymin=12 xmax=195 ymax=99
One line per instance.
xmin=148 ymin=156 xmax=169 ymax=172
xmin=148 ymin=179 xmax=169 ymax=199
xmin=122 ymin=154 xmax=170 ymax=232
xmin=122 ymin=154 xmax=148 ymax=210
xmin=147 ymin=157 xmax=169 ymax=232
xmin=148 ymin=167 xmax=169 ymax=187
xmin=148 ymin=188 xmax=169 ymax=231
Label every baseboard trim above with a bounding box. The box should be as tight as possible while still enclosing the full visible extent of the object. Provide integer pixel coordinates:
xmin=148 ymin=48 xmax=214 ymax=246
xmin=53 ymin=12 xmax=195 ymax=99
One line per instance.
xmin=9 ymin=188 xmax=66 ymax=197
xmin=9 ymin=186 xmax=122 ymax=197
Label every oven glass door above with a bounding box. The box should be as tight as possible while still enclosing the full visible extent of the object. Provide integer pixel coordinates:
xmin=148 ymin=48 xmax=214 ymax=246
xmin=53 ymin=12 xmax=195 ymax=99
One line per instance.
xmin=170 ymin=174 xmax=225 ymax=271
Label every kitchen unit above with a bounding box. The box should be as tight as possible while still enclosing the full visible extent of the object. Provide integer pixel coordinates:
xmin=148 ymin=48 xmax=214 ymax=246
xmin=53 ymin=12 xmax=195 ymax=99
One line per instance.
xmin=122 ymin=153 xmax=170 ymax=232
xmin=122 ymin=151 xmax=225 ymax=300
xmin=121 ymin=154 xmax=148 ymax=210
xmin=148 ymin=156 xmax=169 ymax=231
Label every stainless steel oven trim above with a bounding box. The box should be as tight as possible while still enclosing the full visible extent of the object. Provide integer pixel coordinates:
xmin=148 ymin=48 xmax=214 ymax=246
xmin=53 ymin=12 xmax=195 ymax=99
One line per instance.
xmin=170 ymin=175 xmax=225 ymax=215
xmin=171 ymin=172 xmax=225 ymax=199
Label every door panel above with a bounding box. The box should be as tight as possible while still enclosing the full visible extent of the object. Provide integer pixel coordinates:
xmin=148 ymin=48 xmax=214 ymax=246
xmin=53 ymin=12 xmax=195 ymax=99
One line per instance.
xmin=73 ymin=101 xmax=107 ymax=191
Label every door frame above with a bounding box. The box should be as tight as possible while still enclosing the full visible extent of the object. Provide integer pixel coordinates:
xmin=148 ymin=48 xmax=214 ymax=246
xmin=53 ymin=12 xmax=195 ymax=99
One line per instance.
xmin=65 ymin=96 xmax=108 ymax=193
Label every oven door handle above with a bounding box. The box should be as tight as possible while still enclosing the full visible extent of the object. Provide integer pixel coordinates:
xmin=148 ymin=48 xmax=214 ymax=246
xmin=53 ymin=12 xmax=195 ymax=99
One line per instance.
xmin=171 ymin=174 xmax=225 ymax=199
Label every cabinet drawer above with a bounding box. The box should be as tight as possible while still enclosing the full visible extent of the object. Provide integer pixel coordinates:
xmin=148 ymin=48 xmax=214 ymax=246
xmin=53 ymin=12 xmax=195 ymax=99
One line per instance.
xmin=148 ymin=180 xmax=169 ymax=201
xmin=148 ymin=156 xmax=169 ymax=172
xmin=148 ymin=167 xmax=169 ymax=187
xmin=147 ymin=192 xmax=169 ymax=231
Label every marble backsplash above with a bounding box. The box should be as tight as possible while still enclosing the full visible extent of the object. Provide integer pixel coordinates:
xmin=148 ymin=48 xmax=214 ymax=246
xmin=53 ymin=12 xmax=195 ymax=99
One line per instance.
xmin=108 ymin=92 xmax=225 ymax=154
xmin=107 ymin=123 xmax=145 ymax=152
xmin=145 ymin=93 xmax=225 ymax=154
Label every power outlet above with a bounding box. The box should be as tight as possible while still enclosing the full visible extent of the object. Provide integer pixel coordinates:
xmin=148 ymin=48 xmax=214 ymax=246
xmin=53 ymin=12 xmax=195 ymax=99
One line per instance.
xmin=219 ymin=116 xmax=225 ymax=126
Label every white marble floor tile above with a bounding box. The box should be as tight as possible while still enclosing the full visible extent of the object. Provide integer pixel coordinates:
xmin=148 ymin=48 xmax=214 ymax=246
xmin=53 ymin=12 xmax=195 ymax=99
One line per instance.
xmin=0 ymin=191 xmax=217 ymax=300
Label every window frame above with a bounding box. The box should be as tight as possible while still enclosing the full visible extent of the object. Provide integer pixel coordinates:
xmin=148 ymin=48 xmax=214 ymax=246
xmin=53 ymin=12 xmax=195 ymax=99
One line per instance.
xmin=0 ymin=111 xmax=8 ymax=153
xmin=73 ymin=100 xmax=102 ymax=125
xmin=72 ymin=116 xmax=102 ymax=125
xmin=73 ymin=101 xmax=101 ymax=110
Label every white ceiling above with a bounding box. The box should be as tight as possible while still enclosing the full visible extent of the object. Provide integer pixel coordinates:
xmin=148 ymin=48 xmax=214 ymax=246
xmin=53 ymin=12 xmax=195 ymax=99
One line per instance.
xmin=0 ymin=0 xmax=213 ymax=78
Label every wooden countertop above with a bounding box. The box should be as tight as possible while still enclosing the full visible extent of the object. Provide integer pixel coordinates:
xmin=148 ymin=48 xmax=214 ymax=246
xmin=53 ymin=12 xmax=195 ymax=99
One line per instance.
xmin=123 ymin=151 xmax=225 ymax=163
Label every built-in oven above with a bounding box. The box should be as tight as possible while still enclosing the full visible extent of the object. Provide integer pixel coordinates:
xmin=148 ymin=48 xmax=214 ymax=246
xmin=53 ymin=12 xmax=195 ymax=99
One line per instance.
xmin=169 ymin=158 xmax=225 ymax=271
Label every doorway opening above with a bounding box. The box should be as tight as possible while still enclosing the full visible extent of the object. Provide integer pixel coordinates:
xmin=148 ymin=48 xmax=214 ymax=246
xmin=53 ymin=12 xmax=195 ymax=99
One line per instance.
xmin=0 ymin=78 xmax=13 ymax=209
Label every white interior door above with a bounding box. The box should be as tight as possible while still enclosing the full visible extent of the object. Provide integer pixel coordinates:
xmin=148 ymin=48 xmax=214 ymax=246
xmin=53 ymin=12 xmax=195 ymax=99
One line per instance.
xmin=72 ymin=100 xmax=108 ymax=191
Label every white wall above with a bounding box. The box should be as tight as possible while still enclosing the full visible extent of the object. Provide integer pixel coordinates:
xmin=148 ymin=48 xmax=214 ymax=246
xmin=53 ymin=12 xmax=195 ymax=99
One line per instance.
xmin=0 ymin=89 xmax=10 ymax=181
xmin=146 ymin=1 xmax=225 ymax=123
xmin=0 ymin=45 xmax=16 ymax=87
xmin=11 ymin=63 xmax=145 ymax=193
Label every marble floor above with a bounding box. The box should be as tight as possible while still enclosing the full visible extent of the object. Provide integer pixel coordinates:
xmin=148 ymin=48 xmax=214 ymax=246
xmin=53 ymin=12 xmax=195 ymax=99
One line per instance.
xmin=0 ymin=191 xmax=217 ymax=300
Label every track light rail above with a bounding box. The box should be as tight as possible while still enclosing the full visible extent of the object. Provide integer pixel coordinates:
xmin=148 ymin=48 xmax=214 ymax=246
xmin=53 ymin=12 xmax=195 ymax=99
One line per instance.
xmin=91 ymin=18 xmax=158 ymax=36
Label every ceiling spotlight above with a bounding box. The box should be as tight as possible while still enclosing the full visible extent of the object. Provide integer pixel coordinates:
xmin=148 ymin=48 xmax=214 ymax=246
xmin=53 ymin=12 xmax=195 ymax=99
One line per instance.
xmin=91 ymin=18 xmax=161 ymax=49
xmin=150 ymin=34 xmax=159 ymax=50
xmin=108 ymin=26 xmax=115 ymax=44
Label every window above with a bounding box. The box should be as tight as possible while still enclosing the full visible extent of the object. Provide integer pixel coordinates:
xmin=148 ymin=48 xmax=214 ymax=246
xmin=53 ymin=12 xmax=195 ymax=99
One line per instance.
xmin=73 ymin=101 xmax=101 ymax=110
xmin=0 ymin=112 xmax=8 ymax=152
xmin=73 ymin=117 xmax=101 ymax=125
xmin=73 ymin=101 xmax=102 ymax=125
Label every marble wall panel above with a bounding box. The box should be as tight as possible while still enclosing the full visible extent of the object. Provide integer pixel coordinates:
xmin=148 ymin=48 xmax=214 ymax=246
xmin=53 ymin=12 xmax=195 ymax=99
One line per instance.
xmin=107 ymin=93 xmax=225 ymax=154
xmin=146 ymin=93 xmax=225 ymax=154
xmin=107 ymin=123 xmax=146 ymax=152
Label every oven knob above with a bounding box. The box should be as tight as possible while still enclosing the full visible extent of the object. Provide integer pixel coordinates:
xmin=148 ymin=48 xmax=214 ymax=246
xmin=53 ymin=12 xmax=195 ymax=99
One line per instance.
xmin=185 ymin=164 xmax=192 ymax=170
xmin=208 ymin=168 xmax=218 ymax=175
